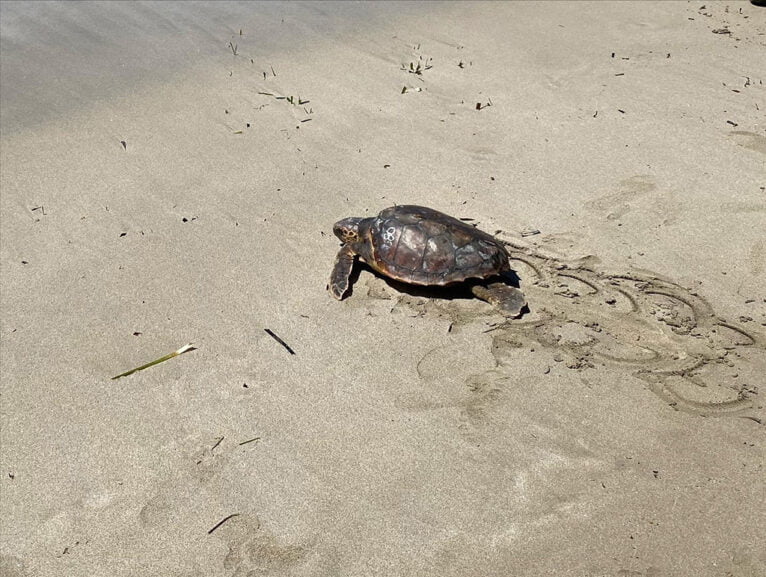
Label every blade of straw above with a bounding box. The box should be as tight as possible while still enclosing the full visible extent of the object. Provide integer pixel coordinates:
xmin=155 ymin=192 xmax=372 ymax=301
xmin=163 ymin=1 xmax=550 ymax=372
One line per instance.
xmin=112 ymin=343 xmax=194 ymax=380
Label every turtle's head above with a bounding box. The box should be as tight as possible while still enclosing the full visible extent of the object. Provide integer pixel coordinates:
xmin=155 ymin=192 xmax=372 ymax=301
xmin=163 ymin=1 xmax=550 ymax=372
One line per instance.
xmin=333 ymin=217 xmax=363 ymax=244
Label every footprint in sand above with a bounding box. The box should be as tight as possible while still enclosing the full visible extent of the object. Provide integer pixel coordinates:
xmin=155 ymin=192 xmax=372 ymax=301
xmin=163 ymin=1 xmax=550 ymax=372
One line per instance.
xmin=134 ymin=435 xmax=316 ymax=576
xmin=213 ymin=513 xmax=312 ymax=577
xmin=729 ymin=130 xmax=766 ymax=156
xmin=584 ymin=175 xmax=657 ymax=220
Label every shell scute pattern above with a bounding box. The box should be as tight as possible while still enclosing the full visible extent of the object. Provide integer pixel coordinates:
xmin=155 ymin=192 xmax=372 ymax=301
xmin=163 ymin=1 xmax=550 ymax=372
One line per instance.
xmin=455 ymin=244 xmax=487 ymax=271
xmin=369 ymin=205 xmax=510 ymax=285
xmin=423 ymin=236 xmax=455 ymax=273
xmin=394 ymin=226 xmax=427 ymax=270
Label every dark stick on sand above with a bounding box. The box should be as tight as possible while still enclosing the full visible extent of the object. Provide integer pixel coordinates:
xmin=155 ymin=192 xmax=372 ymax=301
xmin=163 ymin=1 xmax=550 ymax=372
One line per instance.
xmin=238 ymin=437 xmax=261 ymax=446
xmin=207 ymin=514 xmax=240 ymax=535
xmin=264 ymin=328 xmax=295 ymax=355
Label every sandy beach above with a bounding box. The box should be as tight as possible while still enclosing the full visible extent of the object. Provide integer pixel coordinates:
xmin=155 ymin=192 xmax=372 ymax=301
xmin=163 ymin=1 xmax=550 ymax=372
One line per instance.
xmin=1 ymin=1 xmax=765 ymax=575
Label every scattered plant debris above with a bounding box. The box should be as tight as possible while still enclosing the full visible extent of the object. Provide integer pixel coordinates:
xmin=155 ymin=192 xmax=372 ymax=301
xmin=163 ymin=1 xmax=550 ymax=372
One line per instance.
xmin=401 ymin=56 xmax=433 ymax=75
xmin=476 ymin=98 xmax=493 ymax=110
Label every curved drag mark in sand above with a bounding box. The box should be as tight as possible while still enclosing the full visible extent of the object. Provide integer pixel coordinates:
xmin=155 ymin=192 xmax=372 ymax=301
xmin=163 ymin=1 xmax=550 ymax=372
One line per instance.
xmin=374 ymin=239 xmax=762 ymax=420
xmin=495 ymin=240 xmax=765 ymax=418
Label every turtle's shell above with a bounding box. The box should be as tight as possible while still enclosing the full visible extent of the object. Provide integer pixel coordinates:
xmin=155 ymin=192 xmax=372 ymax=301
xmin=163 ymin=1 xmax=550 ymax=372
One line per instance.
xmin=364 ymin=205 xmax=510 ymax=285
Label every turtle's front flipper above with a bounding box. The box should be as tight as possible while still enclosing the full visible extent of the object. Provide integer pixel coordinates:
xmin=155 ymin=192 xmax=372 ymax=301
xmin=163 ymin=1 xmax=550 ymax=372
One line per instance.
xmin=329 ymin=245 xmax=356 ymax=300
xmin=472 ymin=283 xmax=527 ymax=318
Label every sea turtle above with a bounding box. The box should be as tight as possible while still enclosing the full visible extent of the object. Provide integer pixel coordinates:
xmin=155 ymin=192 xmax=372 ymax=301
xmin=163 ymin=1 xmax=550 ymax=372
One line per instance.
xmin=328 ymin=205 xmax=527 ymax=317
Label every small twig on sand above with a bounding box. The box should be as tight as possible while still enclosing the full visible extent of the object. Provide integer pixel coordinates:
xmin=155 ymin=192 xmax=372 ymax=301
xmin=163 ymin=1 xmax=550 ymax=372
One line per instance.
xmin=208 ymin=514 xmax=240 ymax=535
xmin=238 ymin=437 xmax=261 ymax=446
xmin=264 ymin=329 xmax=295 ymax=355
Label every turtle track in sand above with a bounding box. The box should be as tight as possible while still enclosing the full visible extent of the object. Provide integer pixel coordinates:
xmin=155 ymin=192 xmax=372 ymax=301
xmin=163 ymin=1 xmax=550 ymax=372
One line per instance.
xmin=491 ymin=240 xmax=764 ymax=419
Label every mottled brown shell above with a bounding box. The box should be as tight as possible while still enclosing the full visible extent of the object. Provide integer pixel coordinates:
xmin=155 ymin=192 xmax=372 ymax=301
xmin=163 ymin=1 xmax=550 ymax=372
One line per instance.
xmin=365 ymin=205 xmax=510 ymax=285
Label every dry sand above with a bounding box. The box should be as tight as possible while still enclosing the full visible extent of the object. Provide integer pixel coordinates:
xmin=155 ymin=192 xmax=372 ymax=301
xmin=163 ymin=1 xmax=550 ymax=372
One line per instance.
xmin=1 ymin=1 xmax=765 ymax=576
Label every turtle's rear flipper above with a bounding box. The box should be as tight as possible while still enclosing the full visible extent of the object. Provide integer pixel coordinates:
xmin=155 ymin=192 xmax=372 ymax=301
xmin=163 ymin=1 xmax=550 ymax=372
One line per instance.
xmin=472 ymin=283 xmax=527 ymax=318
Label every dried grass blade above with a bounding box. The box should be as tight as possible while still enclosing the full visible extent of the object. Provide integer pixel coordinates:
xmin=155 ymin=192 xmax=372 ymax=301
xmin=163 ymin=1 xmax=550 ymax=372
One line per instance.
xmin=112 ymin=343 xmax=195 ymax=380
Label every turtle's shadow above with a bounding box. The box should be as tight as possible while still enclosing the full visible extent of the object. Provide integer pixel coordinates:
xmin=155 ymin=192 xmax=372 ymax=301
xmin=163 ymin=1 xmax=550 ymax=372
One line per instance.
xmin=350 ymin=262 xmax=524 ymax=303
